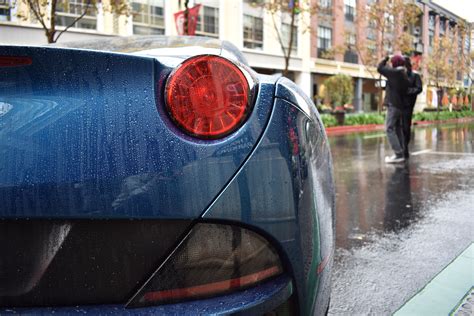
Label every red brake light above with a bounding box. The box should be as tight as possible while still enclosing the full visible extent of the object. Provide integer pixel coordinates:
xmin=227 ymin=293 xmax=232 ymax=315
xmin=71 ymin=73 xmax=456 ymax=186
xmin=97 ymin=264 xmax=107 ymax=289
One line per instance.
xmin=165 ymin=55 xmax=251 ymax=139
xmin=127 ymin=223 xmax=283 ymax=307
xmin=0 ymin=56 xmax=32 ymax=67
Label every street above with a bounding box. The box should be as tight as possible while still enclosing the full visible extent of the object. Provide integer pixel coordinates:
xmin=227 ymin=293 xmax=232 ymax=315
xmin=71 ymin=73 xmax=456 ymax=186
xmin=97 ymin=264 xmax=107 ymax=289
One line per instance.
xmin=327 ymin=122 xmax=474 ymax=315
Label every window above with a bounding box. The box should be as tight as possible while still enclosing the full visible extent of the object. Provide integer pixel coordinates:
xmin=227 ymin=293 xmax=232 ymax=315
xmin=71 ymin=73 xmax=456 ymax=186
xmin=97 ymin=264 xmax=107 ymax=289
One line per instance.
xmin=0 ymin=0 xmax=10 ymax=22
xmin=57 ymin=0 xmax=97 ymax=30
xmin=344 ymin=33 xmax=358 ymax=63
xmin=196 ymin=6 xmax=219 ymax=37
xmin=384 ymin=12 xmax=394 ymax=33
xmin=281 ymin=23 xmax=298 ymax=54
xmin=344 ymin=0 xmax=356 ymax=22
xmin=344 ymin=51 xmax=358 ymax=63
xmin=448 ymin=24 xmax=454 ymax=40
xmin=367 ymin=29 xmax=376 ymax=41
xmin=428 ymin=16 xmax=435 ymax=47
xmin=368 ymin=18 xmax=377 ymax=29
xmin=132 ymin=0 xmax=165 ymax=35
xmin=320 ymin=0 xmax=332 ymax=12
xmin=439 ymin=19 xmax=446 ymax=35
xmin=384 ymin=40 xmax=392 ymax=54
xmin=347 ymin=33 xmax=356 ymax=46
xmin=464 ymin=36 xmax=470 ymax=54
xmin=317 ymin=26 xmax=332 ymax=58
xmin=458 ymin=36 xmax=463 ymax=54
xmin=367 ymin=41 xmax=376 ymax=55
xmin=428 ymin=15 xmax=435 ymax=30
xmin=243 ymin=14 xmax=263 ymax=49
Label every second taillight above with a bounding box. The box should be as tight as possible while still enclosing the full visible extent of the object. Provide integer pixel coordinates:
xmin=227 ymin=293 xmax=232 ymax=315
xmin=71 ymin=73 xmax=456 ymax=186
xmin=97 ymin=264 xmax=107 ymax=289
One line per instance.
xmin=165 ymin=55 xmax=251 ymax=139
xmin=127 ymin=223 xmax=283 ymax=307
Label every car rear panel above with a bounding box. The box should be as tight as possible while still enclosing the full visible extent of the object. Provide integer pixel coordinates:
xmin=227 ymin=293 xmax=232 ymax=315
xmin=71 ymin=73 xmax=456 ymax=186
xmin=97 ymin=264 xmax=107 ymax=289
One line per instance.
xmin=0 ymin=46 xmax=276 ymax=308
xmin=0 ymin=46 xmax=274 ymax=219
xmin=0 ymin=219 xmax=192 ymax=307
xmin=203 ymin=78 xmax=335 ymax=315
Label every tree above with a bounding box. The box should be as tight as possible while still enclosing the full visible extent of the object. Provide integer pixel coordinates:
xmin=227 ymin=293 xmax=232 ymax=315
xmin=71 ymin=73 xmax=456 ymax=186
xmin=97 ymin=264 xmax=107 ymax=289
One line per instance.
xmin=17 ymin=0 xmax=128 ymax=43
xmin=324 ymin=74 xmax=353 ymax=107
xmin=355 ymin=0 xmax=420 ymax=70
xmin=350 ymin=0 xmax=421 ymax=112
xmin=426 ymin=22 xmax=471 ymax=111
xmin=324 ymin=0 xmax=421 ymax=112
xmin=250 ymin=0 xmax=316 ymax=77
xmin=426 ymin=36 xmax=455 ymax=91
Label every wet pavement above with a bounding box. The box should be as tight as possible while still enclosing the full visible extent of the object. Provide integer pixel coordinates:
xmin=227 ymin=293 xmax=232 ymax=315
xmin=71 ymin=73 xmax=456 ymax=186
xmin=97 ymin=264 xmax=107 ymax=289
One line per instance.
xmin=327 ymin=122 xmax=474 ymax=315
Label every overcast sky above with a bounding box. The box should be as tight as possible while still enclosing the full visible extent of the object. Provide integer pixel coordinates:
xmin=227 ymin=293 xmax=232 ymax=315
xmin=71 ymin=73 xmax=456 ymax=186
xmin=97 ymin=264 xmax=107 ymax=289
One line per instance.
xmin=433 ymin=0 xmax=474 ymax=23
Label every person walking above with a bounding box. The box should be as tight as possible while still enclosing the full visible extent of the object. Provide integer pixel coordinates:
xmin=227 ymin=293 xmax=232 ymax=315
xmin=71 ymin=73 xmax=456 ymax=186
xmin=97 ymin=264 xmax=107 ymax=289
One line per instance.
xmin=377 ymin=55 xmax=409 ymax=163
xmin=403 ymin=57 xmax=423 ymax=159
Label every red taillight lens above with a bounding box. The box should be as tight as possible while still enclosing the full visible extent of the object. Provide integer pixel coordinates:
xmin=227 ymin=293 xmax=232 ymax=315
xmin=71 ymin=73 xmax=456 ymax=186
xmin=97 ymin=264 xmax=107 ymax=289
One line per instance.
xmin=165 ymin=55 xmax=251 ymax=139
xmin=0 ymin=56 xmax=32 ymax=67
xmin=127 ymin=223 xmax=283 ymax=307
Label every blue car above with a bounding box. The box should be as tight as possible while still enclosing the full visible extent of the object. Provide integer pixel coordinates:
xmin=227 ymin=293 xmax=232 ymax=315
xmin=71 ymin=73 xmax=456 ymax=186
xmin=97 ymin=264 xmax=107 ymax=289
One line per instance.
xmin=0 ymin=36 xmax=335 ymax=315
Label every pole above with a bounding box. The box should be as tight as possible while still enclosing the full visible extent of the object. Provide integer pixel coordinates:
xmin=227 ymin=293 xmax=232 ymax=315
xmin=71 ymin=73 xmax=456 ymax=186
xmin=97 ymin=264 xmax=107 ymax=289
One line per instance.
xmin=184 ymin=0 xmax=189 ymax=35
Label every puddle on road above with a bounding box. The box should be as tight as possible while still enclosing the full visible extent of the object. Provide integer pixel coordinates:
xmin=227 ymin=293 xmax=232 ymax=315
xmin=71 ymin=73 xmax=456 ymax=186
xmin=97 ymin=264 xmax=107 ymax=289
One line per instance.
xmin=419 ymin=155 xmax=474 ymax=173
xmin=329 ymin=123 xmax=473 ymax=250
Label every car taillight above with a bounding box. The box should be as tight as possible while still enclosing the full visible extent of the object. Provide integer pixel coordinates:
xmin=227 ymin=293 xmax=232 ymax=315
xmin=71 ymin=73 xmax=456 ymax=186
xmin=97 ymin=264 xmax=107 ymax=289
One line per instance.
xmin=165 ymin=55 xmax=252 ymax=139
xmin=127 ymin=223 xmax=283 ymax=307
xmin=0 ymin=56 xmax=32 ymax=67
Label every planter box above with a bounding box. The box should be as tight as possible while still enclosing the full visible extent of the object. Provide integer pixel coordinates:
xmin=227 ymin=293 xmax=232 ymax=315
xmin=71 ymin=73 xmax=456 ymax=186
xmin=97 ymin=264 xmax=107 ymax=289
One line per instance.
xmin=332 ymin=112 xmax=346 ymax=125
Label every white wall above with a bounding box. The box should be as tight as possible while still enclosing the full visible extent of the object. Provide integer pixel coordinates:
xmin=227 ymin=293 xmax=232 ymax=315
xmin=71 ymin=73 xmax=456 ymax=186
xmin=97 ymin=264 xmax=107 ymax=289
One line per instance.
xmin=0 ymin=23 xmax=114 ymax=45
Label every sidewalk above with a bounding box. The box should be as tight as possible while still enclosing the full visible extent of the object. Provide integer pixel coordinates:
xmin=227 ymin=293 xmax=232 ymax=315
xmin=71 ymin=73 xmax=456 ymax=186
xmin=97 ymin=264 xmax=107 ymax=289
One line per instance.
xmin=325 ymin=117 xmax=474 ymax=136
xmin=394 ymin=243 xmax=474 ymax=316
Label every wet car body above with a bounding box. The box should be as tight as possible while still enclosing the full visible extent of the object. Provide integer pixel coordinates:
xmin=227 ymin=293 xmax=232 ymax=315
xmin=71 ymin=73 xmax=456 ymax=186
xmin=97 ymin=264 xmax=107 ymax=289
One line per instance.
xmin=0 ymin=36 xmax=335 ymax=315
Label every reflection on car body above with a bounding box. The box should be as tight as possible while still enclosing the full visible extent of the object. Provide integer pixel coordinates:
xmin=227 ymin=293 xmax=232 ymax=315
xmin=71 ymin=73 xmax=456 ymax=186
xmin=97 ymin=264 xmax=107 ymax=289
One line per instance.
xmin=0 ymin=36 xmax=335 ymax=315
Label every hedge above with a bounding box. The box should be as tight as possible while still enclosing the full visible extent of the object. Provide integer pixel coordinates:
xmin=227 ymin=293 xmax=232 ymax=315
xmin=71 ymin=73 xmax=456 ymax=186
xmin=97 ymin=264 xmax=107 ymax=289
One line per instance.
xmin=321 ymin=110 xmax=474 ymax=128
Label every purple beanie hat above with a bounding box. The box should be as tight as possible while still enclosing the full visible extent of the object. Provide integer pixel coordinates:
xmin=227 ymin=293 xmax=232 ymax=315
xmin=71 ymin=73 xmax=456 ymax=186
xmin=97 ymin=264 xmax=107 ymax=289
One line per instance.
xmin=391 ymin=54 xmax=405 ymax=68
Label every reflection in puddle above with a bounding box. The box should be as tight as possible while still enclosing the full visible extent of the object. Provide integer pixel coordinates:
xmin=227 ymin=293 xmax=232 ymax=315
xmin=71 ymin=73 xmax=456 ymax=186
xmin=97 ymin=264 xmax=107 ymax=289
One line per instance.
xmin=330 ymin=123 xmax=473 ymax=250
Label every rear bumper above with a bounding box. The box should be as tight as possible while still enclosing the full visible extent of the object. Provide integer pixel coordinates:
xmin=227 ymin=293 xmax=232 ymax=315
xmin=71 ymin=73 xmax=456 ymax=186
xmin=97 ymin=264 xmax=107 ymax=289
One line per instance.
xmin=0 ymin=276 xmax=292 ymax=315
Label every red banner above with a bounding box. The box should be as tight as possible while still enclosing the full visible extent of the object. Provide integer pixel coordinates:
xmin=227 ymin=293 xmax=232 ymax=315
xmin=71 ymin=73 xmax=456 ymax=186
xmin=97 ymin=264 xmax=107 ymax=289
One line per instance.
xmin=174 ymin=4 xmax=202 ymax=36
xmin=411 ymin=54 xmax=422 ymax=71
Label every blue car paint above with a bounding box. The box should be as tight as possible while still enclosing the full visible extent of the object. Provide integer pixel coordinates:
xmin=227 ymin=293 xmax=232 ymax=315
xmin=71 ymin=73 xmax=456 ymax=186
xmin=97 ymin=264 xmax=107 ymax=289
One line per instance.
xmin=203 ymin=78 xmax=335 ymax=315
xmin=1 ymin=276 xmax=292 ymax=315
xmin=0 ymin=46 xmax=274 ymax=219
xmin=0 ymin=42 xmax=334 ymax=315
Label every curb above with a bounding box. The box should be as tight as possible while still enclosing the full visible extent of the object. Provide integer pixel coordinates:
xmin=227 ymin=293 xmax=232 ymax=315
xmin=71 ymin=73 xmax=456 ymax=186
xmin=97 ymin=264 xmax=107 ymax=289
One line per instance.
xmin=325 ymin=117 xmax=474 ymax=136
xmin=325 ymin=124 xmax=385 ymax=135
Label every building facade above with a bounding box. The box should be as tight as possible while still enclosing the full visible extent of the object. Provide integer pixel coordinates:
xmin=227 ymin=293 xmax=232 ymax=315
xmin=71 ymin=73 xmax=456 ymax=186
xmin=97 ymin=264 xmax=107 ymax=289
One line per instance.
xmin=0 ymin=0 xmax=471 ymax=112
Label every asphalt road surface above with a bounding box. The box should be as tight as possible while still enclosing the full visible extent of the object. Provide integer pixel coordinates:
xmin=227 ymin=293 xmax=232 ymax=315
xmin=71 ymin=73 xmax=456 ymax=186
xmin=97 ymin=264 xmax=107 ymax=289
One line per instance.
xmin=327 ymin=122 xmax=473 ymax=315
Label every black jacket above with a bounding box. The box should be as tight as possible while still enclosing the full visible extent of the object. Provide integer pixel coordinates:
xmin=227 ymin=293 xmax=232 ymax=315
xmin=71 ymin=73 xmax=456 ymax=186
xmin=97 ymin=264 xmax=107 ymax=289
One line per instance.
xmin=406 ymin=71 xmax=423 ymax=110
xmin=377 ymin=58 xmax=409 ymax=109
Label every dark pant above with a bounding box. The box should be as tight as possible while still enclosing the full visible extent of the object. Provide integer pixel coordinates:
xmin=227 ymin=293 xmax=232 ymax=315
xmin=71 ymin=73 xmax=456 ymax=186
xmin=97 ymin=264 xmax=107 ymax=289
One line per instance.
xmin=402 ymin=109 xmax=414 ymax=156
xmin=385 ymin=106 xmax=404 ymax=157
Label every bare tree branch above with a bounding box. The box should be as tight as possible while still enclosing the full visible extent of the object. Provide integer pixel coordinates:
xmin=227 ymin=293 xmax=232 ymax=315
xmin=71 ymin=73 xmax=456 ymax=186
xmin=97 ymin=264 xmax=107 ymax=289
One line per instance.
xmin=271 ymin=11 xmax=288 ymax=59
xmin=25 ymin=0 xmax=48 ymax=31
xmin=54 ymin=0 xmax=92 ymax=42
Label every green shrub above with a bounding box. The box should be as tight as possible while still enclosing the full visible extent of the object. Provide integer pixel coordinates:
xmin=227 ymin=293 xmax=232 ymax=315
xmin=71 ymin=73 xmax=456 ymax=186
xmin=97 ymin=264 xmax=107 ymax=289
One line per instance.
xmin=413 ymin=110 xmax=474 ymax=122
xmin=321 ymin=111 xmax=473 ymax=128
xmin=323 ymin=74 xmax=353 ymax=107
xmin=321 ymin=114 xmax=338 ymax=127
xmin=344 ymin=113 xmax=385 ymax=126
